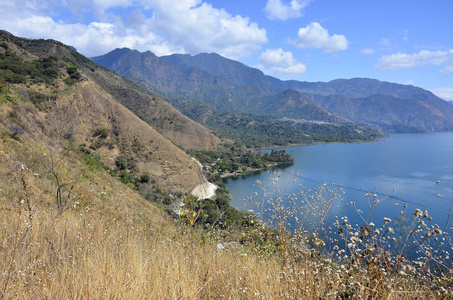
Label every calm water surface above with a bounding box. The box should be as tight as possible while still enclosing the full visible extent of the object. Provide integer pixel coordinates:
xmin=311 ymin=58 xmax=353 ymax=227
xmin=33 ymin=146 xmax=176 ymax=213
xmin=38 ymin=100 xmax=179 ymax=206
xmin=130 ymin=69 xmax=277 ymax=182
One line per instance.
xmin=224 ymin=133 xmax=453 ymax=230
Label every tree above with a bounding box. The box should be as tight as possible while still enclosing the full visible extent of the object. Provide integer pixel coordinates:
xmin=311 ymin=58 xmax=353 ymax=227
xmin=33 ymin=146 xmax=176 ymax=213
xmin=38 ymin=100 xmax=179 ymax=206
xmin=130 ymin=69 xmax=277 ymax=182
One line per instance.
xmin=115 ymin=156 xmax=128 ymax=170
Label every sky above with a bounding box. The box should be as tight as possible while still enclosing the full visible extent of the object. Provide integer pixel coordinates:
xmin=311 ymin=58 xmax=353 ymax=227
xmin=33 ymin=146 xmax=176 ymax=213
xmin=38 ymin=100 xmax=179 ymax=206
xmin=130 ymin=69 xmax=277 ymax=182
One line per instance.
xmin=0 ymin=0 xmax=452 ymax=100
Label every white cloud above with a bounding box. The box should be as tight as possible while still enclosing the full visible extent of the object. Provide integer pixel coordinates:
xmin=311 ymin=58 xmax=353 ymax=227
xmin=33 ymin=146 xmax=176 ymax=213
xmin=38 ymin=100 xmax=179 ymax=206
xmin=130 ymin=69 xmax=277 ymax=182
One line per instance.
xmin=0 ymin=0 xmax=57 ymax=11
xmin=257 ymin=48 xmax=306 ymax=76
xmin=292 ymin=22 xmax=348 ymax=52
xmin=431 ymin=87 xmax=453 ymax=101
xmin=360 ymin=48 xmax=375 ymax=55
xmin=376 ymin=49 xmax=453 ymax=70
xmin=93 ymin=0 xmax=133 ymax=9
xmin=149 ymin=0 xmax=267 ymax=58
xmin=441 ymin=64 xmax=453 ymax=74
xmin=0 ymin=15 xmax=174 ymax=57
xmin=264 ymin=0 xmax=312 ymax=21
xmin=0 ymin=0 xmax=268 ymax=58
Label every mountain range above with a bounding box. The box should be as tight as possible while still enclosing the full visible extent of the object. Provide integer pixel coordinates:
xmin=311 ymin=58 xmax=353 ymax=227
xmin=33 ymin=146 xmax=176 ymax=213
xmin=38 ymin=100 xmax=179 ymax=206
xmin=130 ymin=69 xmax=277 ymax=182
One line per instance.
xmin=93 ymin=48 xmax=453 ymax=134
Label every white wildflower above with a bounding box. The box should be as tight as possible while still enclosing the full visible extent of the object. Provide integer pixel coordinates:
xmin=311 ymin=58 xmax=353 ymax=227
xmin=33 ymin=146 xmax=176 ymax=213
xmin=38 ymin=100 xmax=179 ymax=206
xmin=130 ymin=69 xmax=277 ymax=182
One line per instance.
xmin=413 ymin=208 xmax=423 ymax=218
xmin=434 ymin=229 xmax=443 ymax=235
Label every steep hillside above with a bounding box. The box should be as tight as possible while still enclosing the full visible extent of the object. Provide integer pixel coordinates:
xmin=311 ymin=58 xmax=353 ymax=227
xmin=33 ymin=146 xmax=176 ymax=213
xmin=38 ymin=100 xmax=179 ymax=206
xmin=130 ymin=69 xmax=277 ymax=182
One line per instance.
xmin=89 ymin=65 xmax=222 ymax=151
xmin=0 ymin=30 xmax=207 ymax=192
xmin=69 ymin=48 xmax=222 ymax=152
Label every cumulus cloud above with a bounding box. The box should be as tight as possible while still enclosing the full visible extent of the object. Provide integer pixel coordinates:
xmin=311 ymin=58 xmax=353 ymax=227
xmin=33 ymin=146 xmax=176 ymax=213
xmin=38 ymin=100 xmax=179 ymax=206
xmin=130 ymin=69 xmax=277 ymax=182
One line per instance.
xmin=264 ymin=0 xmax=312 ymax=21
xmin=376 ymin=49 xmax=453 ymax=70
xmin=292 ymin=22 xmax=348 ymax=52
xmin=0 ymin=14 xmax=174 ymax=57
xmin=431 ymin=87 xmax=453 ymax=101
xmin=0 ymin=0 xmax=267 ymax=58
xmin=257 ymin=48 xmax=306 ymax=76
xmin=149 ymin=0 xmax=267 ymax=58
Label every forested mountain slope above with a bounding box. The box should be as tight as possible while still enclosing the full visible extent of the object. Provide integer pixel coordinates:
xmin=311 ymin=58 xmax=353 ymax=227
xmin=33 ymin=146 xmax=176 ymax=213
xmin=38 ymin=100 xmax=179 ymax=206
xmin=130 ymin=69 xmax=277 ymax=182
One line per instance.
xmin=94 ymin=49 xmax=453 ymax=133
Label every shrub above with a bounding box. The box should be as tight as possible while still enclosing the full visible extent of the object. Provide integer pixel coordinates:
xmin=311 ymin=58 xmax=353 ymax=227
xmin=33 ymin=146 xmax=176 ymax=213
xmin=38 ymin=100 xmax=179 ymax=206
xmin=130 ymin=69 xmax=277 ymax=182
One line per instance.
xmin=93 ymin=127 xmax=109 ymax=139
xmin=66 ymin=66 xmax=77 ymax=75
xmin=139 ymin=174 xmax=150 ymax=183
xmin=115 ymin=156 xmax=128 ymax=170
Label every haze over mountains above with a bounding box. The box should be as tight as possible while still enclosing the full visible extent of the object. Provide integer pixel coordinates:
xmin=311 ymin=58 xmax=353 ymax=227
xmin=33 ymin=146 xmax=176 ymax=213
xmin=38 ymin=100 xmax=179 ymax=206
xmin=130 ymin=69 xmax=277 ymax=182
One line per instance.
xmin=93 ymin=48 xmax=453 ymax=133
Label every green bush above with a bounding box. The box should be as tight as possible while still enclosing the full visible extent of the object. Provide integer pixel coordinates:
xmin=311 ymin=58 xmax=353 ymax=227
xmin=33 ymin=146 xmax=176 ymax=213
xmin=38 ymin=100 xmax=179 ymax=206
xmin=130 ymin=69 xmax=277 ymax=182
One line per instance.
xmin=139 ymin=174 xmax=151 ymax=183
xmin=115 ymin=156 xmax=128 ymax=170
xmin=66 ymin=66 xmax=77 ymax=75
xmin=0 ymin=51 xmax=60 ymax=84
xmin=119 ymin=170 xmax=135 ymax=184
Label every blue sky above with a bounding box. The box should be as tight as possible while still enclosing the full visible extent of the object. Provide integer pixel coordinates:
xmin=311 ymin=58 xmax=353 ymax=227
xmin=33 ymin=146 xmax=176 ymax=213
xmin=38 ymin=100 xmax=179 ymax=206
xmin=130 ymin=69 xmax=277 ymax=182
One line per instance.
xmin=1 ymin=0 xmax=452 ymax=100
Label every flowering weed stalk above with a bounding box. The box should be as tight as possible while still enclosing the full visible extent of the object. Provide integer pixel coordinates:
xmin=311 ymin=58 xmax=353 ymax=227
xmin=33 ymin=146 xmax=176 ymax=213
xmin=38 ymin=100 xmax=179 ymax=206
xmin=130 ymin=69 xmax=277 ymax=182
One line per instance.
xmin=248 ymin=173 xmax=453 ymax=298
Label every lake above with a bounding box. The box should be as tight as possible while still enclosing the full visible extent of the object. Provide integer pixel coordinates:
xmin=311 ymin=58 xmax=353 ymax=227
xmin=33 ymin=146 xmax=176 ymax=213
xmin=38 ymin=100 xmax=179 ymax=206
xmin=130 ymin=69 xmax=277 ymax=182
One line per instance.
xmin=224 ymin=132 xmax=453 ymax=233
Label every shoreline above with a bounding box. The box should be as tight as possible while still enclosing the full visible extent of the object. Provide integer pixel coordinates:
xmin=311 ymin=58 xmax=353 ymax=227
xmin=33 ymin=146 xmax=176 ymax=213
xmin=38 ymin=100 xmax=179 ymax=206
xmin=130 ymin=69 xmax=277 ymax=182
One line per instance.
xmin=219 ymin=162 xmax=293 ymax=179
xmin=254 ymin=136 xmax=386 ymax=151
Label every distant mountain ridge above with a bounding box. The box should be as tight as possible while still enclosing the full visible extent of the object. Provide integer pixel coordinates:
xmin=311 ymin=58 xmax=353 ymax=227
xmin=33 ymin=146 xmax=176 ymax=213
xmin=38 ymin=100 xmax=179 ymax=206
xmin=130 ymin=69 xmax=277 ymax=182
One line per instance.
xmin=92 ymin=49 xmax=341 ymax=123
xmin=92 ymin=48 xmax=453 ymax=133
xmin=163 ymin=52 xmax=453 ymax=132
xmin=163 ymin=53 xmax=276 ymax=93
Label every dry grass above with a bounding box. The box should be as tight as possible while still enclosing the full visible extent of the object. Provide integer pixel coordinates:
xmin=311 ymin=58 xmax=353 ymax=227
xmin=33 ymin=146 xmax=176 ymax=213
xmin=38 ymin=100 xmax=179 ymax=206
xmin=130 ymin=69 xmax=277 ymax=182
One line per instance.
xmin=0 ymin=126 xmax=450 ymax=300
xmin=1 ymin=199 xmax=447 ymax=299
xmin=0 ymin=148 xmax=440 ymax=299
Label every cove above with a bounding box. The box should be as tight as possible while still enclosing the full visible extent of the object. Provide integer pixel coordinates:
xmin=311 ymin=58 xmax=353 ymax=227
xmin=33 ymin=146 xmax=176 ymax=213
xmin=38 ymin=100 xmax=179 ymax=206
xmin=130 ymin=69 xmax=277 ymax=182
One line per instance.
xmin=224 ymin=132 xmax=453 ymax=232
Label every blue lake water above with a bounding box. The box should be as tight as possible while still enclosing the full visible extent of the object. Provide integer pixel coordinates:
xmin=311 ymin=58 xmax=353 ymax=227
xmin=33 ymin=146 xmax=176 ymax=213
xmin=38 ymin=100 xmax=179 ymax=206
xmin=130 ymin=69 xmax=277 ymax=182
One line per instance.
xmin=224 ymin=133 xmax=453 ymax=232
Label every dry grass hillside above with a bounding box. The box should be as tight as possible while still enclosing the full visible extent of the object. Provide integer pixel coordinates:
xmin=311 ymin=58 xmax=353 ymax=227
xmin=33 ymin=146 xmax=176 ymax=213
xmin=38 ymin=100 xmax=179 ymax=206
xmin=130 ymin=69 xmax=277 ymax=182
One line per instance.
xmin=89 ymin=68 xmax=222 ymax=151
xmin=0 ymin=31 xmax=212 ymax=192
xmin=0 ymin=131 xmax=450 ymax=299
xmin=1 ymin=77 xmax=203 ymax=192
xmin=1 ymin=31 xmax=452 ymax=299
xmin=58 ymin=79 xmax=205 ymax=191
xmin=2 ymin=131 xmax=450 ymax=299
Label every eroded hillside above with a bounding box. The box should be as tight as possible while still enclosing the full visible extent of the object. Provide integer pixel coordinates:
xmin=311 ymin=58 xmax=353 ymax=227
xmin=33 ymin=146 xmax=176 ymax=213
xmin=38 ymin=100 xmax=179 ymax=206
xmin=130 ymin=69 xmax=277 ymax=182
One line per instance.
xmin=0 ymin=30 xmax=216 ymax=193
